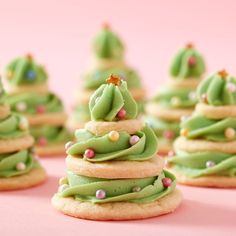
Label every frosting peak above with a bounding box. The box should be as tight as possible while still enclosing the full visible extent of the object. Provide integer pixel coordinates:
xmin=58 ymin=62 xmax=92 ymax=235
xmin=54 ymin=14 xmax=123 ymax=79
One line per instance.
xmin=5 ymin=55 xmax=48 ymax=86
xmin=89 ymin=76 xmax=138 ymax=121
xmin=169 ymin=44 xmax=205 ymax=79
xmin=197 ymin=71 xmax=236 ymax=105
xmin=92 ymin=25 xmax=124 ymax=60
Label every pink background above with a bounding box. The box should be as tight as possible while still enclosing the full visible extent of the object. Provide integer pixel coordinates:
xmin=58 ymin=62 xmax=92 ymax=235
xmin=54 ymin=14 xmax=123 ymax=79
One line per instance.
xmin=1 ymin=1 xmax=236 ymax=235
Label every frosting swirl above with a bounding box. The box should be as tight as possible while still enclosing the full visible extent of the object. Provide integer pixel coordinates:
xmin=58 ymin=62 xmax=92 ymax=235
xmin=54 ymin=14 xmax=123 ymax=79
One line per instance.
xmin=89 ymin=78 xmax=137 ymax=121
xmin=197 ymin=70 xmax=236 ymax=105
xmin=67 ymin=125 xmax=157 ymax=162
xmin=169 ymin=43 xmax=205 ymax=79
xmin=0 ymin=149 xmax=35 ymax=177
xmin=0 ymin=113 xmax=29 ymax=139
xmin=168 ymin=150 xmax=236 ymax=177
xmin=181 ymin=114 xmax=236 ymax=142
xmin=59 ymin=170 xmax=176 ymax=203
xmin=7 ymin=92 xmax=63 ymax=114
xmin=5 ymin=55 xmax=47 ymax=86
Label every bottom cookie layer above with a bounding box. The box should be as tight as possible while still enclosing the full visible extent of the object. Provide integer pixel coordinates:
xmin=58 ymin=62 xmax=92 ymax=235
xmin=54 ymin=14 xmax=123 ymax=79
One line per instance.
xmin=169 ymin=169 xmax=236 ymax=188
xmin=51 ymin=189 xmax=182 ymax=221
xmin=0 ymin=166 xmax=47 ymax=191
xmin=35 ymin=143 xmax=66 ymax=157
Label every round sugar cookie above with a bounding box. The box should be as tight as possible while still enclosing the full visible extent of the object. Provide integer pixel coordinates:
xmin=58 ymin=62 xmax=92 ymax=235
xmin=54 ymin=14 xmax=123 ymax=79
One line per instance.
xmin=196 ymin=103 xmax=236 ymax=119
xmin=146 ymin=103 xmax=193 ymax=121
xmin=26 ymin=112 xmax=67 ymax=126
xmin=85 ymin=119 xmax=143 ymax=136
xmin=168 ymin=77 xmax=202 ymax=89
xmin=169 ymin=169 xmax=236 ymax=188
xmin=66 ymin=155 xmax=165 ymax=179
xmin=174 ymin=136 xmax=236 ymax=154
xmin=51 ymin=188 xmax=182 ymax=221
xmin=35 ymin=143 xmax=66 ymax=157
xmin=0 ymin=166 xmax=47 ymax=191
xmin=0 ymin=135 xmax=34 ymax=154
xmin=7 ymin=83 xmax=49 ymax=94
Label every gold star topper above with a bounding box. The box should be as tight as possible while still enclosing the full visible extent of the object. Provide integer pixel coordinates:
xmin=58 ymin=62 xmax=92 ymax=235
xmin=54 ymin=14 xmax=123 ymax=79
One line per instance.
xmin=218 ymin=69 xmax=228 ymax=79
xmin=106 ymin=74 xmax=121 ymax=86
xmin=102 ymin=22 xmax=110 ymax=30
xmin=25 ymin=53 xmax=33 ymax=60
xmin=186 ymin=43 xmax=194 ymax=49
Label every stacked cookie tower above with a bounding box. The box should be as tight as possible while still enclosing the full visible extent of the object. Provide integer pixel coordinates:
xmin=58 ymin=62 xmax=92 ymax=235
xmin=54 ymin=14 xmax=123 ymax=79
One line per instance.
xmin=68 ymin=24 xmax=145 ymax=131
xmin=0 ymin=79 xmax=46 ymax=190
xmin=52 ymin=75 xmax=182 ymax=220
xmin=168 ymin=70 xmax=236 ymax=188
xmin=145 ymin=44 xmax=205 ymax=155
xmin=4 ymin=54 xmax=71 ymax=156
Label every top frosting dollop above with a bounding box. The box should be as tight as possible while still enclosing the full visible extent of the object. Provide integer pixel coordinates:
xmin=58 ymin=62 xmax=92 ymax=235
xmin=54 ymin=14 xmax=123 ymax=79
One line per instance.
xmin=197 ymin=70 xmax=236 ymax=106
xmin=169 ymin=43 xmax=205 ymax=79
xmin=92 ymin=24 xmax=124 ymax=60
xmin=5 ymin=54 xmax=47 ymax=86
xmin=89 ymin=75 xmax=138 ymax=121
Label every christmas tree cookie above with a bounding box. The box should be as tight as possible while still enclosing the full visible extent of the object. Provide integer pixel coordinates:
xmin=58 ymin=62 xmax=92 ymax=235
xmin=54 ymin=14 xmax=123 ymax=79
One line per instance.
xmin=4 ymin=54 xmax=71 ymax=156
xmin=168 ymin=70 xmax=236 ymax=188
xmin=145 ymin=44 xmax=205 ymax=155
xmin=52 ymin=75 xmax=182 ymax=220
xmin=0 ymin=79 xmax=46 ymax=190
xmin=68 ymin=24 xmax=145 ymax=131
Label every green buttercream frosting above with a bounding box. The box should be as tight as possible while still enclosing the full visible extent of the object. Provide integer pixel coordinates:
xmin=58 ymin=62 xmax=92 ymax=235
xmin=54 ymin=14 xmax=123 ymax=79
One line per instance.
xmin=59 ymin=170 xmax=176 ymax=204
xmin=170 ymin=44 xmax=205 ymax=79
xmin=197 ymin=71 xmax=236 ymax=105
xmin=7 ymin=92 xmax=64 ymax=114
xmin=67 ymin=125 xmax=157 ymax=162
xmin=31 ymin=125 xmax=71 ymax=144
xmin=153 ymin=87 xmax=197 ymax=108
xmin=89 ymin=80 xmax=137 ymax=121
xmin=0 ymin=79 xmax=6 ymax=104
xmin=0 ymin=149 xmax=36 ymax=177
xmin=181 ymin=114 xmax=236 ymax=142
xmin=168 ymin=150 xmax=236 ymax=177
xmin=5 ymin=55 xmax=47 ymax=85
xmin=92 ymin=25 xmax=124 ymax=60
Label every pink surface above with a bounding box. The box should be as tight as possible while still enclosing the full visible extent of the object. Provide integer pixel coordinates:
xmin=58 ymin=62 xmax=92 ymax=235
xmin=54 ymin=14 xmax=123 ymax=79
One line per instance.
xmin=1 ymin=157 xmax=236 ymax=236
xmin=1 ymin=1 xmax=236 ymax=235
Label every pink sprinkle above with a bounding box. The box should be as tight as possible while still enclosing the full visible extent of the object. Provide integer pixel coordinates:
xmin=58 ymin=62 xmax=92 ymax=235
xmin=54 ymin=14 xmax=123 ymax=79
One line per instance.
xmin=163 ymin=130 xmax=174 ymax=140
xmin=116 ymin=108 xmax=126 ymax=119
xmin=188 ymin=57 xmax=196 ymax=66
xmin=129 ymin=135 xmax=140 ymax=145
xmin=162 ymin=177 xmax=172 ymax=187
xmin=36 ymin=105 xmax=45 ymax=113
xmin=96 ymin=189 xmax=106 ymax=199
xmin=38 ymin=136 xmax=47 ymax=146
xmin=84 ymin=148 xmax=95 ymax=159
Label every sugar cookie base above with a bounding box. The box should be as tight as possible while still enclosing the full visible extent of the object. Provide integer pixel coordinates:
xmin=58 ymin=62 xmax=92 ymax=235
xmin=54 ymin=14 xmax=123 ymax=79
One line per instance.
xmin=0 ymin=135 xmax=34 ymax=154
xmin=66 ymin=155 xmax=164 ymax=179
xmin=146 ymin=103 xmax=193 ymax=121
xmin=196 ymin=103 xmax=236 ymax=119
xmin=8 ymin=83 xmax=49 ymax=94
xmin=0 ymin=166 xmax=47 ymax=191
xmin=0 ymin=104 xmax=10 ymax=119
xmin=51 ymin=188 xmax=182 ymax=221
xmin=26 ymin=112 xmax=67 ymax=126
xmin=35 ymin=143 xmax=66 ymax=157
xmin=169 ymin=168 xmax=236 ymax=188
xmin=168 ymin=77 xmax=202 ymax=89
xmin=85 ymin=119 xmax=143 ymax=136
xmin=174 ymin=136 xmax=236 ymax=154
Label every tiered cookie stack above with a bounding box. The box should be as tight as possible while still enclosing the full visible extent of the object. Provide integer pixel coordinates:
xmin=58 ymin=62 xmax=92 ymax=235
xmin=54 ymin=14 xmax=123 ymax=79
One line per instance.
xmin=168 ymin=70 xmax=236 ymax=187
xmin=0 ymin=79 xmax=46 ymax=190
xmin=52 ymin=75 xmax=182 ymax=220
xmin=145 ymin=44 xmax=205 ymax=155
xmin=68 ymin=24 xmax=145 ymax=131
xmin=4 ymin=54 xmax=71 ymax=156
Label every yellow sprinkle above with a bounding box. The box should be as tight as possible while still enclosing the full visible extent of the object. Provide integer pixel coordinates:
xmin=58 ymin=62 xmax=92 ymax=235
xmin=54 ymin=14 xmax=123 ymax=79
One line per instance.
xmin=108 ymin=130 xmax=120 ymax=142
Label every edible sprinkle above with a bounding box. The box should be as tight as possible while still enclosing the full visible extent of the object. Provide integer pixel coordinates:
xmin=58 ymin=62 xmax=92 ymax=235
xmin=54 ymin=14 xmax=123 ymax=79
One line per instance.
xmin=218 ymin=69 xmax=228 ymax=79
xmin=106 ymin=74 xmax=121 ymax=86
